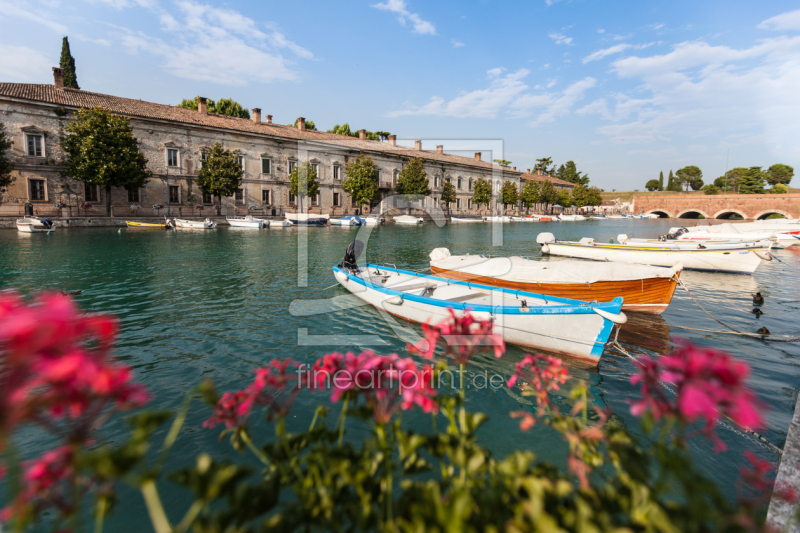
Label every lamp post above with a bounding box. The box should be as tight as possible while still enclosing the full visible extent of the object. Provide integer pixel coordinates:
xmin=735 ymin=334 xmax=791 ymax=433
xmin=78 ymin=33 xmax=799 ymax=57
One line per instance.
xmin=61 ymin=183 xmax=77 ymax=217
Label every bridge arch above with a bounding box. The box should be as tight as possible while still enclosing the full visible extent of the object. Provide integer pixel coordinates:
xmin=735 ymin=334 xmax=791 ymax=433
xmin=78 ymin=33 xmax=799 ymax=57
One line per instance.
xmin=753 ymin=209 xmax=792 ymax=220
xmin=712 ymin=209 xmax=747 ymax=220
xmin=645 ymin=209 xmax=673 ymax=218
xmin=676 ymin=209 xmax=710 ymax=219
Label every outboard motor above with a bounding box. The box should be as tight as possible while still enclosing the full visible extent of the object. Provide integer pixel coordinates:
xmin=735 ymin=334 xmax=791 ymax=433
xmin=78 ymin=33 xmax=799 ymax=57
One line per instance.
xmin=339 ymin=240 xmax=364 ymax=272
xmin=659 ymin=227 xmax=688 ymax=241
xmin=40 ymin=218 xmax=53 ymax=229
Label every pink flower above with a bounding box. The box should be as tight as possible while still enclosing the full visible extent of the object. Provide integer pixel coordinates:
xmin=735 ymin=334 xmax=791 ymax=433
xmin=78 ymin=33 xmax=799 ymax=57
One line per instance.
xmin=1 ymin=445 xmax=75 ymax=522
xmin=629 ymin=356 xmax=672 ymax=421
xmin=739 ymin=451 xmax=773 ymax=493
xmin=507 ymin=355 xmax=568 ymax=432
xmin=408 ymin=309 xmax=505 ymax=365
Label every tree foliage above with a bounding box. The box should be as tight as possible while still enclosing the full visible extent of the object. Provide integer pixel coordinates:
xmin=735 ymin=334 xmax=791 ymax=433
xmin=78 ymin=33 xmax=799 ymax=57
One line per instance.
xmin=676 ymin=166 xmax=703 ymax=191
xmin=177 ymin=97 xmax=250 ymax=119
xmin=539 ymin=180 xmax=558 ymax=208
xmin=59 ymin=37 xmax=79 ymax=89
xmin=703 ymin=184 xmax=721 ymax=195
xmin=533 ymin=157 xmax=553 ymax=175
xmin=767 ymin=164 xmax=793 ymax=186
xmin=471 ymin=177 xmax=492 ymax=209
xmin=292 ymin=119 xmax=317 ymax=131
xmin=394 ymin=158 xmax=430 ymax=196
xmin=289 ymin=162 xmax=320 ymax=206
xmin=770 ymin=183 xmax=790 ymax=194
xmin=60 ymin=107 xmax=151 ymax=215
xmin=557 ymin=188 xmax=572 ymax=207
xmin=327 ymin=123 xmax=384 ymax=141
xmin=571 ymin=184 xmax=589 ymax=207
xmin=560 ymin=161 xmax=589 ymax=186
xmin=665 ymin=170 xmax=682 ymax=192
xmin=197 ymin=143 xmax=244 ymax=202
xmin=645 ymin=179 xmax=660 ymax=192
xmin=440 ymin=180 xmax=457 ymax=207
xmin=738 ymin=167 xmax=766 ymax=194
xmin=493 ymin=159 xmax=512 ymax=167
xmin=0 ymin=122 xmax=14 ymax=192
xmin=586 ymin=186 xmax=603 ymax=206
xmin=520 ymin=180 xmax=540 ymax=208
xmin=343 ymin=154 xmax=379 ymax=208
xmin=500 ymin=180 xmax=518 ymax=206
xmin=658 ymin=171 xmax=664 ymax=191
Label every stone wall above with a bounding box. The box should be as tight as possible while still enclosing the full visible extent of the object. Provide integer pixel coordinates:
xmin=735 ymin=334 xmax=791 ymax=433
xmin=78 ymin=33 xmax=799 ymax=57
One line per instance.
xmin=633 ymin=194 xmax=800 ymax=219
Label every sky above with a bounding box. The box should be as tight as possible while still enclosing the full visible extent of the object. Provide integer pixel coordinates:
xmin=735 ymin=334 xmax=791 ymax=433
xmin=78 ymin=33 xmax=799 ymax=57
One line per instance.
xmin=1 ymin=0 xmax=799 ymax=190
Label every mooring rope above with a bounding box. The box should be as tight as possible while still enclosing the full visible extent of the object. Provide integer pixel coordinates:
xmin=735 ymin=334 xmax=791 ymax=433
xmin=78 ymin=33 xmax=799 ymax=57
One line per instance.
xmin=609 ymin=327 xmax=783 ymax=456
xmin=770 ymin=253 xmax=800 ymax=274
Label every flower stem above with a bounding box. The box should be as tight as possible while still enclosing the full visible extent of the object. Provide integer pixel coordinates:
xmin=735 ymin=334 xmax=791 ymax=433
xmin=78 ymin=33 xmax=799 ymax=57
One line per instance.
xmin=337 ymin=396 xmax=349 ymax=446
xmin=240 ymin=430 xmax=270 ymax=466
xmin=94 ymin=496 xmax=108 ymax=533
xmin=141 ymin=479 xmax=171 ymax=533
xmin=174 ymin=500 xmax=204 ymax=533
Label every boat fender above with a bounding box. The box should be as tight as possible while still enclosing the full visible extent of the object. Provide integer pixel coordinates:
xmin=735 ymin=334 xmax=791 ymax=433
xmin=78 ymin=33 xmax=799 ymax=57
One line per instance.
xmin=754 ymin=250 xmax=772 ymax=261
xmin=617 ymin=234 xmax=629 ymax=244
xmin=385 ymin=296 xmax=404 ymax=306
xmin=579 ymin=238 xmax=595 ymax=246
xmin=536 ymin=233 xmax=556 ymax=245
xmin=592 ymin=308 xmax=628 ymax=324
xmin=541 ymin=244 xmax=550 ymax=254
xmin=670 ymin=262 xmax=684 ymax=273
xmin=334 ymin=270 xmax=349 ymax=285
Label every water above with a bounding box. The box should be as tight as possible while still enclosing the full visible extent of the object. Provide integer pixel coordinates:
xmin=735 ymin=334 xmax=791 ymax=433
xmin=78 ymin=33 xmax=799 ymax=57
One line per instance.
xmin=1 ymin=219 xmax=799 ymax=530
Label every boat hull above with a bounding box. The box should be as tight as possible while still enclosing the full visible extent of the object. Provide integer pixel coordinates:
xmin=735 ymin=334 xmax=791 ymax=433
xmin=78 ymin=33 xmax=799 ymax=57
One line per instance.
xmin=126 ymin=221 xmax=168 ymax=229
xmin=174 ymin=218 xmax=216 ymax=229
xmin=450 ymin=217 xmax=483 ymax=223
xmin=289 ymin=218 xmax=328 ymax=226
xmin=16 ymin=217 xmax=56 ymax=233
xmin=431 ymin=265 xmax=679 ymax=314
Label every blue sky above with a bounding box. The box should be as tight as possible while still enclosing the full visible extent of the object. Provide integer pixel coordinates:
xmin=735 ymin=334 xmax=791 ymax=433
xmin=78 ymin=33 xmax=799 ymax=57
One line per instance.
xmin=2 ymin=0 xmax=799 ymax=190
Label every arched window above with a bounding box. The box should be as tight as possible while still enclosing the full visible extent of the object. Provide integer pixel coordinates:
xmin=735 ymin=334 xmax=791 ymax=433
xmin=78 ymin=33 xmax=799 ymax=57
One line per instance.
xmin=457 ymin=177 xmax=462 ymax=190
xmin=434 ymin=176 xmax=439 ymax=188
xmin=468 ymin=178 xmax=473 ymax=191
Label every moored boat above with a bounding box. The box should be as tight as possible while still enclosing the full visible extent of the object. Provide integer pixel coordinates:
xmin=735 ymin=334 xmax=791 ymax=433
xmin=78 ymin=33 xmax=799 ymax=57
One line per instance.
xmin=173 ymin=218 xmax=217 ymax=229
xmin=530 ymin=215 xmax=554 ymax=221
xmin=268 ymin=219 xmax=293 ymax=227
xmin=226 ymin=215 xmax=265 ymax=228
xmin=330 ymin=215 xmax=363 ymax=226
xmin=429 ymin=248 xmax=682 ymax=315
xmin=450 ymin=217 xmax=484 ymax=223
xmin=125 ymin=221 xmax=169 ymax=229
xmin=285 ymin=213 xmax=329 ymax=226
xmin=558 ymin=214 xmax=586 ymax=221
xmin=16 ymin=216 xmax=57 ymax=233
xmin=589 ymin=215 xmax=606 ymax=220
xmin=364 ymin=215 xmax=384 ymax=225
xmin=483 ymin=216 xmax=511 ymax=223
xmin=394 ymin=215 xmax=424 ymax=225
xmin=668 ymin=224 xmax=800 ymax=247
xmin=537 ymin=232 xmax=772 ymax=274
xmin=333 ymin=244 xmax=626 ymax=364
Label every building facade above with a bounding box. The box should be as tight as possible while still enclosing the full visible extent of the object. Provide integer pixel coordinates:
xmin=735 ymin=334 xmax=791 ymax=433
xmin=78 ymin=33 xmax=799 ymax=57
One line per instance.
xmin=0 ymin=68 xmax=523 ymax=218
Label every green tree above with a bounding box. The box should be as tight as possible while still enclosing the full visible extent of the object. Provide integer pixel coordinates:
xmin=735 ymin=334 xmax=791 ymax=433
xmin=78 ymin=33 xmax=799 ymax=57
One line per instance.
xmin=645 ymin=179 xmax=660 ymax=192
xmin=557 ymin=188 xmax=572 ymax=208
xmin=343 ymin=154 xmax=379 ymax=209
xmin=560 ymin=161 xmax=589 ymax=186
xmin=665 ymin=170 xmax=682 ymax=192
xmin=533 ymin=157 xmax=553 ymax=175
xmin=327 ymin=123 xmax=382 ymax=141
xmin=738 ymin=167 xmax=766 ymax=194
xmin=555 ymin=164 xmax=565 ymax=180
xmin=197 ymin=143 xmax=244 ymax=206
xmin=586 ymin=186 xmax=603 ymax=207
xmin=374 ymin=131 xmax=391 ymax=141
xmin=520 ymin=180 xmax=540 ymax=212
xmin=493 ymin=159 xmax=512 ymax=167
xmin=539 ymin=180 xmax=558 ymax=212
xmin=703 ymin=184 xmax=721 ymax=195
xmin=471 ymin=177 xmax=492 ymax=210
xmin=395 ymin=157 xmax=430 ymax=196
xmin=658 ymin=171 xmax=664 ymax=191
xmin=766 ymin=163 xmax=794 ymax=186
xmin=0 ymin=122 xmax=14 ymax=193
xmin=289 ymin=162 xmax=320 ymax=211
xmin=59 ymin=37 xmax=79 ymax=89
xmin=60 ymin=107 xmax=151 ymax=216
xmin=500 ymin=180 xmax=518 ymax=208
xmin=571 ymin=184 xmax=588 ymax=207
xmin=292 ymin=119 xmax=317 ymax=131
xmin=770 ymin=183 xmax=789 ymax=194
xmin=177 ymin=97 xmax=250 ymax=119
xmin=441 ymin=180 xmax=457 ymax=212
xmin=676 ymin=166 xmax=703 ymax=191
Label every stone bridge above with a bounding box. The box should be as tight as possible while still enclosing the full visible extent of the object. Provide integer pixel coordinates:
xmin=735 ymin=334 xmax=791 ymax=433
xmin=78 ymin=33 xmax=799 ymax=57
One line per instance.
xmin=633 ymin=194 xmax=800 ymax=220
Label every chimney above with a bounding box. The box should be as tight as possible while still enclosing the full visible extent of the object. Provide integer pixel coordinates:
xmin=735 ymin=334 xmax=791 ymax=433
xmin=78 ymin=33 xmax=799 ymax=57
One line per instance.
xmin=297 ymin=117 xmax=306 ymax=131
xmin=358 ymin=129 xmax=366 ymax=140
xmin=388 ymin=135 xmax=396 ymax=146
xmin=252 ymin=108 xmax=261 ymax=123
xmin=198 ymin=97 xmax=208 ymax=115
xmin=513 ymin=166 xmax=516 ymax=171
xmin=436 ymin=145 xmax=443 ymax=154
xmin=527 ymin=169 xmax=530 ymax=174
xmin=414 ymin=140 xmax=422 ymax=151
xmin=266 ymin=114 xmax=273 ymax=124
xmin=52 ymin=67 xmax=64 ymax=89
xmin=474 ymin=152 xmax=481 ymax=161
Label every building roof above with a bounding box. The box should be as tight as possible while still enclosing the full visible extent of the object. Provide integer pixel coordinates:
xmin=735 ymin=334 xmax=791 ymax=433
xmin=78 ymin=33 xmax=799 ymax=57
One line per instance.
xmin=600 ymin=200 xmax=618 ymax=206
xmin=0 ymin=82 xmax=518 ymax=174
xmin=518 ymin=171 xmax=575 ymax=188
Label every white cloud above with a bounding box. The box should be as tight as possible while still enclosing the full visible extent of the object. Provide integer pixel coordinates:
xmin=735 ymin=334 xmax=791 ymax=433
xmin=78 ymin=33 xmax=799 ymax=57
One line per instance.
xmin=117 ymin=0 xmax=312 ymax=85
xmin=582 ymin=42 xmax=655 ymax=63
xmin=758 ymin=9 xmax=800 ymax=31
xmin=0 ymin=0 xmax=68 ymax=32
xmin=597 ymin=29 xmax=605 ymax=34
xmin=372 ymin=0 xmax=436 ymax=35
xmin=515 ymin=77 xmax=597 ymax=124
xmin=451 ymin=39 xmax=465 ymax=48
xmin=549 ymin=32 xmax=573 ymax=45
xmin=0 ymin=44 xmax=52 ymax=81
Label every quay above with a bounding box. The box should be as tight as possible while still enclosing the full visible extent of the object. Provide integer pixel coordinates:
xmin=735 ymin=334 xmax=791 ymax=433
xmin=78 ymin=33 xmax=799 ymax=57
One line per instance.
xmin=769 ymin=392 xmax=800 ymax=531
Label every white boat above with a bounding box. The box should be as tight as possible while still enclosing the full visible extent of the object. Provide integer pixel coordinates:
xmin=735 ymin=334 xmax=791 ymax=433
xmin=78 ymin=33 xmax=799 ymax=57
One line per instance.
xmin=226 ymin=215 xmax=264 ymax=228
xmin=333 ymin=250 xmax=625 ymax=365
xmin=641 ymin=214 xmax=659 ymax=219
xmin=16 ymin=216 xmax=57 ymax=233
xmin=529 ymin=215 xmax=556 ymax=222
xmin=653 ymin=226 xmax=794 ymax=248
xmin=558 ymin=214 xmax=586 ymax=221
xmin=589 ymin=215 xmax=607 ymax=220
xmin=450 ymin=217 xmax=484 ymax=223
xmin=285 ymin=213 xmax=329 ymax=226
xmin=364 ymin=215 xmax=383 ymax=226
xmin=394 ymin=215 xmax=424 ymax=225
xmin=268 ymin=219 xmax=293 ymax=227
xmin=671 ymin=223 xmax=800 ymax=247
xmin=483 ymin=216 xmax=511 ymax=223
xmin=173 ymin=218 xmax=217 ymax=229
xmin=536 ymin=232 xmax=771 ymax=274
xmin=330 ymin=216 xmax=363 ymax=226
xmin=606 ymin=215 xmax=625 ymax=219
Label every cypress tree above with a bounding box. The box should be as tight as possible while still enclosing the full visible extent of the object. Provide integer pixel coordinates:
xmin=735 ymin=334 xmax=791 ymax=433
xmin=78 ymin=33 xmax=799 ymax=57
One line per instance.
xmin=59 ymin=37 xmax=80 ymax=89
xmin=658 ymin=171 xmax=664 ymax=191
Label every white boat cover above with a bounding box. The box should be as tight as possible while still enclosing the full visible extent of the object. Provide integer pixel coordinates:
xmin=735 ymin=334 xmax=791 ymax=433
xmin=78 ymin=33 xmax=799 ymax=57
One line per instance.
xmin=678 ymin=223 xmax=797 ymax=235
xmin=429 ymin=248 xmax=677 ymax=284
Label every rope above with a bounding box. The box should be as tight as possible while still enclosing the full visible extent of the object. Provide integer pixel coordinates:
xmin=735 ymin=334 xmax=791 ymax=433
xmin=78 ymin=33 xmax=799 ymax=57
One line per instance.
xmin=669 ymin=324 xmax=800 ymax=338
xmin=677 ymin=279 xmax=800 ymax=343
xmin=609 ymin=327 xmax=783 ymax=456
xmin=769 ymin=254 xmax=800 ymax=274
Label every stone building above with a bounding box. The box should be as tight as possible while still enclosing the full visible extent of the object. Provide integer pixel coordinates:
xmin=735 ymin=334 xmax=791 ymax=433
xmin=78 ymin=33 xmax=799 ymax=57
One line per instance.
xmin=0 ymin=68 xmax=521 ymax=218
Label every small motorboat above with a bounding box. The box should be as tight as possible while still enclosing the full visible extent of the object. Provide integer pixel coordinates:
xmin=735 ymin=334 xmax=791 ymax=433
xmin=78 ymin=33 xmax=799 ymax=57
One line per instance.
xmin=268 ymin=219 xmax=293 ymax=227
xmin=285 ymin=213 xmax=329 ymax=226
xmin=483 ymin=216 xmax=511 ymax=223
xmin=510 ymin=216 xmax=530 ymax=222
xmin=537 ymin=232 xmax=772 ymax=274
xmin=364 ymin=215 xmax=384 ymax=225
xmin=670 ymin=224 xmax=800 ymax=248
xmin=589 ymin=215 xmax=607 ymax=220
xmin=173 ymin=218 xmax=217 ymax=229
xmin=334 ymin=242 xmax=626 ymax=365
xmin=126 ymin=221 xmax=169 ymax=229
xmin=226 ymin=215 xmax=265 ymax=228
xmin=529 ymin=215 xmax=554 ymax=222
xmin=16 ymin=216 xmax=56 ymax=233
xmin=429 ymin=248 xmax=682 ymax=315
xmin=558 ymin=214 xmax=586 ymax=221
xmin=450 ymin=217 xmax=484 ymax=223
xmin=330 ymin=215 xmax=363 ymax=226
xmin=394 ymin=215 xmax=424 ymax=225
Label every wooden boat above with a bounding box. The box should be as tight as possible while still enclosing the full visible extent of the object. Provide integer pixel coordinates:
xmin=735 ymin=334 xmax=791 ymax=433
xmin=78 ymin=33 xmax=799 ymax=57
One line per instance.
xmin=451 ymin=217 xmax=484 ymax=223
xmin=268 ymin=219 xmax=293 ymax=227
xmin=125 ymin=221 xmax=169 ymax=229
xmin=429 ymin=248 xmax=681 ymax=314
xmin=536 ymin=232 xmax=772 ymax=274
xmin=285 ymin=213 xmax=329 ymax=226
xmin=395 ymin=215 xmax=424 ymax=225
xmin=226 ymin=215 xmax=265 ymax=228
xmin=330 ymin=216 xmax=363 ymax=226
xmin=173 ymin=218 xmax=217 ymax=229
xmin=16 ymin=216 xmax=57 ymax=233
xmin=333 ymin=255 xmax=625 ymax=365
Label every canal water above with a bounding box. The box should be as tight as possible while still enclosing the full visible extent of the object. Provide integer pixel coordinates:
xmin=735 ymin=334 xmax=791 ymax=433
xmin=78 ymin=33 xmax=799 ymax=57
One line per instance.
xmin=1 ymin=219 xmax=799 ymax=530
